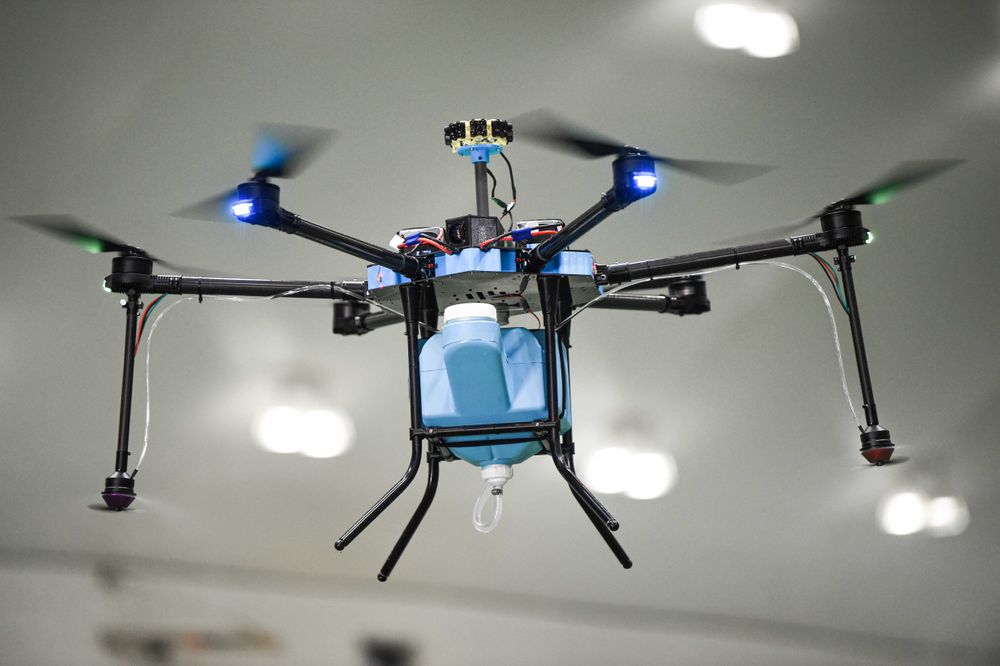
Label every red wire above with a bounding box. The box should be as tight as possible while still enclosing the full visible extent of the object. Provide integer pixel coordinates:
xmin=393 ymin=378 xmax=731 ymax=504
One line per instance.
xmin=133 ymin=296 xmax=164 ymax=356
xmin=815 ymin=255 xmax=837 ymax=282
xmin=417 ymin=238 xmax=453 ymax=254
xmin=398 ymin=238 xmax=453 ymax=255
xmin=531 ymin=230 xmax=558 ymax=237
xmin=480 ymin=235 xmax=511 ymax=249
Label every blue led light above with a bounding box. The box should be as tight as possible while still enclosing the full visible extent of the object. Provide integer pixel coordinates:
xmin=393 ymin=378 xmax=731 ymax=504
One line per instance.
xmin=631 ymin=172 xmax=658 ymax=190
xmin=231 ymin=200 xmax=254 ymax=219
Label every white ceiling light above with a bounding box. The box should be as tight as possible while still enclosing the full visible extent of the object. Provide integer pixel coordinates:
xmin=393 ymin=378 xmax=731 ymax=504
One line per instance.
xmin=925 ymin=495 xmax=971 ymax=537
xmin=743 ymin=10 xmax=799 ymax=58
xmin=624 ymin=452 xmax=678 ymax=500
xmin=877 ymin=490 xmax=972 ymax=538
xmin=585 ymin=447 xmax=633 ymax=495
xmin=694 ymin=2 xmax=799 ymax=59
xmin=254 ymin=405 xmax=355 ymax=459
xmin=878 ymin=491 xmax=927 ymax=536
xmin=255 ymin=406 xmax=303 ymax=454
xmin=298 ymin=409 xmax=356 ymax=459
xmin=585 ymin=447 xmax=678 ymax=500
xmin=694 ymin=3 xmax=753 ymax=50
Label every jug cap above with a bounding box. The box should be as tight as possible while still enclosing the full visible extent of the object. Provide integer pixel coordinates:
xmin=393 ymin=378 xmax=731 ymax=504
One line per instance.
xmin=443 ymin=303 xmax=497 ymax=324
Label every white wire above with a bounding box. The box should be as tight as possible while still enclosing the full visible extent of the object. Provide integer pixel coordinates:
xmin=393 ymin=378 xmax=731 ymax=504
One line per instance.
xmin=132 ymin=296 xmax=195 ymax=477
xmin=566 ymin=261 xmax=862 ymax=429
xmin=555 ymin=278 xmax=652 ymax=331
xmin=206 ymin=283 xmax=324 ymax=302
xmin=131 ymin=284 xmax=352 ymax=477
xmin=743 ymin=261 xmax=862 ymax=429
xmin=557 ymin=264 xmax=736 ymax=331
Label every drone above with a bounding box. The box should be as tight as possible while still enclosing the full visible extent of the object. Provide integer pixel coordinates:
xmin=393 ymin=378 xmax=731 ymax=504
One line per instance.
xmin=11 ymin=114 xmax=960 ymax=581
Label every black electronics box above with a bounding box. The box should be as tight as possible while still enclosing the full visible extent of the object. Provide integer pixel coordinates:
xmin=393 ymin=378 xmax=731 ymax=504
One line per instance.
xmin=445 ymin=215 xmax=503 ymax=250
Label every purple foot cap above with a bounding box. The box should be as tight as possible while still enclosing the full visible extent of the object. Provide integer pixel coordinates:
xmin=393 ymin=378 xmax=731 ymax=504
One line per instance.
xmin=101 ymin=491 xmax=136 ymax=511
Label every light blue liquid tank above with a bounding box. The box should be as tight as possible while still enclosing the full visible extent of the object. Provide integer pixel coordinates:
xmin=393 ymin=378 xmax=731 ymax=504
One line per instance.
xmin=419 ymin=303 xmax=571 ymax=467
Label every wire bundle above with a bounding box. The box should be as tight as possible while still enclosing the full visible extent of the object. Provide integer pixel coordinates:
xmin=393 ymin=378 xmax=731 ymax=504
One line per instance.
xmin=485 ymin=152 xmax=517 ymax=228
xmin=808 ymin=252 xmax=849 ymax=313
xmin=395 ymin=227 xmax=457 ymax=255
xmin=133 ymin=294 xmax=167 ymax=356
xmin=479 ymin=226 xmax=559 ymax=251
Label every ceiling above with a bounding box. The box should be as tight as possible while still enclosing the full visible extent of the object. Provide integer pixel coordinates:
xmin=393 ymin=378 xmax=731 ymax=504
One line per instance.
xmin=1 ymin=1 xmax=999 ymax=663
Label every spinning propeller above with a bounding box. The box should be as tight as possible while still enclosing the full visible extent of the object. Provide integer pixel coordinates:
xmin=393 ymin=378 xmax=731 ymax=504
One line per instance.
xmin=720 ymin=159 xmax=964 ymax=244
xmin=172 ymin=123 xmax=335 ymax=223
xmin=514 ymin=109 xmax=774 ymax=185
xmin=8 ymin=215 xmax=207 ymax=274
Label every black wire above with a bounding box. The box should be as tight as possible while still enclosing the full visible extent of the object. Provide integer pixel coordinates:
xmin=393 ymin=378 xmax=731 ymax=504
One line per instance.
xmin=480 ymin=234 xmax=508 ymax=252
xmin=479 ymin=153 xmax=519 ymax=248
xmin=499 ymin=152 xmax=517 ymax=232
xmin=486 ymin=165 xmax=511 ymax=223
xmin=500 ymin=151 xmax=516 ymax=202
xmin=486 ymin=167 xmax=499 ymax=200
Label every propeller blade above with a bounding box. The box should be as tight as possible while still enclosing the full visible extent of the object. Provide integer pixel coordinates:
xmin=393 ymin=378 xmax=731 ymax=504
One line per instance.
xmin=513 ymin=109 xmax=627 ymax=158
xmin=11 ymin=215 xmax=217 ymax=275
xmin=838 ymin=159 xmax=964 ymax=207
xmin=170 ymin=188 xmax=240 ymax=223
xmin=9 ymin=214 xmax=134 ymax=254
xmin=174 ymin=123 xmax=335 ymax=223
xmin=716 ymin=159 xmax=963 ymax=245
xmin=650 ymin=155 xmax=775 ymax=186
xmin=251 ymin=123 xmax=336 ymax=179
xmin=514 ymin=109 xmax=773 ymax=185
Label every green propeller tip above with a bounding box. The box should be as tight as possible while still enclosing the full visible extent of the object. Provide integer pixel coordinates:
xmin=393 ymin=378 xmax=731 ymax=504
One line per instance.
xmin=868 ymin=187 xmax=898 ymax=206
xmin=76 ymin=237 xmax=104 ymax=254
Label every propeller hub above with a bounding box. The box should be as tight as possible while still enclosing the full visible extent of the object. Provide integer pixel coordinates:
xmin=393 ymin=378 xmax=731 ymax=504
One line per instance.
xmin=111 ymin=254 xmax=153 ymax=276
xmin=233 ymin=180 xmax=283 ymax=228
xmin=611 ymin=152 xmax=658 ymax=207
xmin=819 ymin=207 xmax=866 ymax=246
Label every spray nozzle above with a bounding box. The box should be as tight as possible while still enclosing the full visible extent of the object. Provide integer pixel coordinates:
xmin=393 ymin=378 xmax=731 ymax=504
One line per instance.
xmin=473 ymin=464 xmax=513 ymax=533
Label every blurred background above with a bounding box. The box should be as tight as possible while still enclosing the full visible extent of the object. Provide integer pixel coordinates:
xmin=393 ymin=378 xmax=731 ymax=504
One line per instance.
xmin=1 ymin=1 xmax=999 ymax=664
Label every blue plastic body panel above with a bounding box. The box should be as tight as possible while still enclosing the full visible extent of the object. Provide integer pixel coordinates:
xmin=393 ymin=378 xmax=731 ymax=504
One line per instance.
xmin=439 ymin=247 xmax=516 ymax=274
xmin=419 ymin=317 xmax=571 ymax=467
xmin=538 ymin=248 xmax=594 ymax=276
xmin=367 ymin=247 xmax=593 ymax=291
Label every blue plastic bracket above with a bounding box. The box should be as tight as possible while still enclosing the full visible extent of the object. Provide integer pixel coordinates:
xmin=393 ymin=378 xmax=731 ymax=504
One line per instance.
xmin=456 ymin=144 xmax=502 ymax=164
